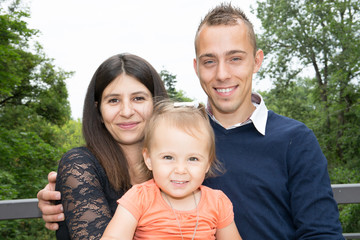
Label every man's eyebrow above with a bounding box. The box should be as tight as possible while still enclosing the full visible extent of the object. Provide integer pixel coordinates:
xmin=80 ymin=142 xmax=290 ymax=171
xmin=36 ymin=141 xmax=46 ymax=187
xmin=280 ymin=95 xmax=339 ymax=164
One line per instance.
xmin=199 ymin=50 xmax=247 ymax=59
xmin=198 ymin=53 xmax=216 ymax=59
xmin=226 ymin=50 xmax=247 ymax=55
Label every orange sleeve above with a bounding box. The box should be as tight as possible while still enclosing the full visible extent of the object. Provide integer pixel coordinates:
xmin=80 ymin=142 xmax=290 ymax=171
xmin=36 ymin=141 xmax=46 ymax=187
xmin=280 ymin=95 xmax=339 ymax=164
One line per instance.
xmin=117 ymin=184 xmax=147 ymax=221
xmin=216 ymin=191 xmax=235 ymax=229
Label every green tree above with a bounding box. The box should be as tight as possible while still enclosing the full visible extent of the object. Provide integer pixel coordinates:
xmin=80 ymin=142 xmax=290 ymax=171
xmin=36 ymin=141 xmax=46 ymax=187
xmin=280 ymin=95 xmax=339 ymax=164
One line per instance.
xmin=160 ymin=69 xmax=193 ymax=102
xmin=52 ymin=118 xmax=85 ymax=151
xmin=255 ymin=0 xmax=360 ymax=166
xmin=0 ymin=2 xmax=72 ymax=126
xmin=0 ymin=1 xmax=72 ymax=238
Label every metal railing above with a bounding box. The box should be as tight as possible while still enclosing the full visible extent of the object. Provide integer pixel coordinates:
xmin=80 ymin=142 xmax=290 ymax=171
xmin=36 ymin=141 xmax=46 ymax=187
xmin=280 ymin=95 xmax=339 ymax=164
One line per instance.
xmin=0 ymin=198 xmax=41 ymax=220
xmin=1 ymin=184 xmax=359 ymax=238
xmin=332 ymin=184 xmax=360 ymax=239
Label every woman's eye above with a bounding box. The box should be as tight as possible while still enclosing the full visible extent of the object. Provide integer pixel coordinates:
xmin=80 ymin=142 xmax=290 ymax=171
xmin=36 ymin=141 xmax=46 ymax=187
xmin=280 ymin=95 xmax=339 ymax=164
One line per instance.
xmin=109 ymin=98 xmax=119 ymax=103
xmin=163 ymin=155 xmax=173 ymax=160
xmin=133 ymin=96 xmax=146 ymax=101
xmin=188 ymin=157 xmax=198 ymax=162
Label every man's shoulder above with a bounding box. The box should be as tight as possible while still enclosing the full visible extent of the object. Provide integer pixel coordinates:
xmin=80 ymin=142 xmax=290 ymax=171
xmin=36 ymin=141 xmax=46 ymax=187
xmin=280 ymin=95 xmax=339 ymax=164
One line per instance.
xmin=268 ymin=110 xmax=308 ymax=128
xmin=266 ymin=110 xmax=312 ymax=136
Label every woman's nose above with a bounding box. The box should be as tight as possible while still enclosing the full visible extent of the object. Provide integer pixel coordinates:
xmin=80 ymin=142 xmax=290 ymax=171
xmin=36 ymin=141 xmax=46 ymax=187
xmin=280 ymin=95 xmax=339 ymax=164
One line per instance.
xmin=120 ymin=101 xmax=135 ymax=118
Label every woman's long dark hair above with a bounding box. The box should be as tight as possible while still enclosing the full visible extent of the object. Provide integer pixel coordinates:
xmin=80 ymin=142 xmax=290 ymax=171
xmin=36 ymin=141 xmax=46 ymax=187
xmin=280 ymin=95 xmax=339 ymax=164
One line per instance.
xmin=82 ymin=53 xmax=168 ymax=191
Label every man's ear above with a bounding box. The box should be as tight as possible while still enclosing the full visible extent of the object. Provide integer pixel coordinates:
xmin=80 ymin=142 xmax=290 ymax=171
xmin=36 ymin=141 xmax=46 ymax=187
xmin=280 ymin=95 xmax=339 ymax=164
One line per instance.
xmin=143 ymin=148 xmax=152 ymax=170
xmin=253 ymin=49 xmax=264 ymax=73
xmin=193 ymin=58 xmax=199 ymax=77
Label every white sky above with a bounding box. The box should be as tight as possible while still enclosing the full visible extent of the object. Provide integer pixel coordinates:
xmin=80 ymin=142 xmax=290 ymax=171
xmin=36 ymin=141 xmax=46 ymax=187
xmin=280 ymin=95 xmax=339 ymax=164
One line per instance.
xmin=25 ymin=0 xmax=268 ymax=119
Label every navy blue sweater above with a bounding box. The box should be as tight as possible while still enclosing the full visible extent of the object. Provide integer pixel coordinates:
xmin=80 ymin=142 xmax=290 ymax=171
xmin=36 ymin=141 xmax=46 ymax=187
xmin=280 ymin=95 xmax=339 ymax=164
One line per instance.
xmin=203 ymin=110 xmax=344 ymax=240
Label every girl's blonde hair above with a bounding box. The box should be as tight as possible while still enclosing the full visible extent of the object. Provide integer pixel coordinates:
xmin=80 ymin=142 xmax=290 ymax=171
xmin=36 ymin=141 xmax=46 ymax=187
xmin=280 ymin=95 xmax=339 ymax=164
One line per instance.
xmin=139 ymin=100 xmax=224 ymax=180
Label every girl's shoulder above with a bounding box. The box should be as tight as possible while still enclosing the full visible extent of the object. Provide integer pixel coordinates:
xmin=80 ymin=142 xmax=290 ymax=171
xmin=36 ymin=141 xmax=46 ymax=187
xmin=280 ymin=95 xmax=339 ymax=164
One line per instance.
xmin=199 ymin=185 xmax=232 ymax=206
xmin=127 ymin=179 xmax=157 ymax=196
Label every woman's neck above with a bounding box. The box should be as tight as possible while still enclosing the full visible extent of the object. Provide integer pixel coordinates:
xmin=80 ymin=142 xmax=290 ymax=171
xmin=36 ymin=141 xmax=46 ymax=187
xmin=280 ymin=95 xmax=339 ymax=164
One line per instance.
xmin=120 ymin=142 xmax=144 ymax=185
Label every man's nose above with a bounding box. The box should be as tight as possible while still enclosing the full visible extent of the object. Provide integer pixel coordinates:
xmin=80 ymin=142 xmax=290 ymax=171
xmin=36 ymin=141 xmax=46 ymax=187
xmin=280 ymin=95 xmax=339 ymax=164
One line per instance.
xmin=216 ymin=61 xmax=231 ymax=81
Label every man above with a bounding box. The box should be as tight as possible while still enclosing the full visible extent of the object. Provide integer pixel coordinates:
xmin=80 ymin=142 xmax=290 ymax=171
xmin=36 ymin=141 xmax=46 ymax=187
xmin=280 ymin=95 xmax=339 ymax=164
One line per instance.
xmin=194 ymin=3 xmax=343 ymax=239
xmin=37 ymin=3 xmax=344 ymax=239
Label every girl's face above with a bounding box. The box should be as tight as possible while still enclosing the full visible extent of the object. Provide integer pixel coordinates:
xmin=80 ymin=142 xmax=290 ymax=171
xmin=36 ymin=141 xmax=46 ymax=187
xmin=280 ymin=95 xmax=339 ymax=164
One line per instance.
xmin=100 ymin=74 xmax=153 ymax=146
xmin=143 ymin=120 xmax=211 ymax=204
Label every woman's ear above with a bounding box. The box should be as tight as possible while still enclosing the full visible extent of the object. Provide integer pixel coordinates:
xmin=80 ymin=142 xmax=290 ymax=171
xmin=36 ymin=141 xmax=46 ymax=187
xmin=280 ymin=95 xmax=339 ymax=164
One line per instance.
xmin=143 ymin=148 xmax=152 ymax=170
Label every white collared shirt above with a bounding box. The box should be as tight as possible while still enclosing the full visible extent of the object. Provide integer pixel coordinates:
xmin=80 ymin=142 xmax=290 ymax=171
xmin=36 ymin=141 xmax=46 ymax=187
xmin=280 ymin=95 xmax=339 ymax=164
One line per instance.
xmin=207 ymin=92 xmax=268 ymax=135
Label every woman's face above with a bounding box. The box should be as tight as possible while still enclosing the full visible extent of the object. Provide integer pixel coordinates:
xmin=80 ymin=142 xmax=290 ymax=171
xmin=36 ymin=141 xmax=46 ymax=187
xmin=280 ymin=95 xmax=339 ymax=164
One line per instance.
xmin=100 ymin=74 xmax=153 ymax=146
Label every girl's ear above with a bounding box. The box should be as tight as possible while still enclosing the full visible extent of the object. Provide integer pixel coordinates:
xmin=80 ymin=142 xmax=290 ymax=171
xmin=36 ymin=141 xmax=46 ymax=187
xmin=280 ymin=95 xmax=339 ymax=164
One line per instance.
xmin=205 ymin=163 xmax=210 ymax=174
xmin=143 ymin=148 xmax=152 ymax=170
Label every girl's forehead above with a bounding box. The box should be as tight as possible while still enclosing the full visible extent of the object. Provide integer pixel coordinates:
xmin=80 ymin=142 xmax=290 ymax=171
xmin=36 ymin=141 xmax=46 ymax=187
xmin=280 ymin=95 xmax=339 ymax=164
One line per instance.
xmin=154 ymin=118 xmax=208 ymax=138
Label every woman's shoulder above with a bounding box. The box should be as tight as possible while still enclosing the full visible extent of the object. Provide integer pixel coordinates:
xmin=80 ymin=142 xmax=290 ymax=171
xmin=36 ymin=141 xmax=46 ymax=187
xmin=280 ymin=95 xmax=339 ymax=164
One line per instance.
xmin=59 ymin=146 xmax=97 ymax=165
xmin=57 ymin=146 xmax=106 ymax=179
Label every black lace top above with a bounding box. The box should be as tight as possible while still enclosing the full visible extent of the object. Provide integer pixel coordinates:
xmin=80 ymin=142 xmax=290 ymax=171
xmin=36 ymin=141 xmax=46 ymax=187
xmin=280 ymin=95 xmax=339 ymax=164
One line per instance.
xmin=55 ymin=147 xmax=125 ymax=239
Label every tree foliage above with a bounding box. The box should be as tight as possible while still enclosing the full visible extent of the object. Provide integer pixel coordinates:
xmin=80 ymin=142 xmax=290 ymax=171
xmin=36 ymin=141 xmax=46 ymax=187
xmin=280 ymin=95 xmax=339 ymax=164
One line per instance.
xmin=256 ymin=0 xmax=359 ymax=166
xmin=0 ymin=1 xmax=73 ymax=238
xmin=0 ymin=2 xmax=72 ymax=126
xmin=160 ymin=69 xmax=193 ymax=102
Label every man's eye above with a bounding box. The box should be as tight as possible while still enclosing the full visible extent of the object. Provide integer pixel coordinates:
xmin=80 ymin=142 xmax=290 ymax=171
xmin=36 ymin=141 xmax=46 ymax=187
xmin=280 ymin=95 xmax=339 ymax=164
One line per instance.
xmin=231 ymin=57 xmax=242 ymax=62
xmin=204 ymin=60 xmax=215 ymax=65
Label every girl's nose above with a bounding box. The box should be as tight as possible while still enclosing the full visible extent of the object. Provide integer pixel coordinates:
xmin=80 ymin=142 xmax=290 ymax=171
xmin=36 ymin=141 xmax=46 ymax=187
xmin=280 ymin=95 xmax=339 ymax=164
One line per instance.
xmin=174 ymin=161 xmax=187 ymax=174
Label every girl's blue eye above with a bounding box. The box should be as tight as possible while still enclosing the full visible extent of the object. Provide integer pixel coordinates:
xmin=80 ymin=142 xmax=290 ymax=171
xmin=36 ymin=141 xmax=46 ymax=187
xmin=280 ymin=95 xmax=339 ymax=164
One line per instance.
xmin=163 ymin=155 xmax=173 ymax=160
xmin=188 ymin=157 xmax=198 ymax=162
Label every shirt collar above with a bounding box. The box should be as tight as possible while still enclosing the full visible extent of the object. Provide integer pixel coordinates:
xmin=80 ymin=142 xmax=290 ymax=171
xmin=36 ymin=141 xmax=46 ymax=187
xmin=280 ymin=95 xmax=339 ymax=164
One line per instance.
xmin=206 ymin=92 xmax=268 ymax=135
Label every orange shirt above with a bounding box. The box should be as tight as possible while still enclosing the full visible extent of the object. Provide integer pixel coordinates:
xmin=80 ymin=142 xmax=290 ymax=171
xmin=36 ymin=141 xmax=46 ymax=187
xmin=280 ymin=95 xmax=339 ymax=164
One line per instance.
xmin=117 ymin=179 xmax=234 ymax=240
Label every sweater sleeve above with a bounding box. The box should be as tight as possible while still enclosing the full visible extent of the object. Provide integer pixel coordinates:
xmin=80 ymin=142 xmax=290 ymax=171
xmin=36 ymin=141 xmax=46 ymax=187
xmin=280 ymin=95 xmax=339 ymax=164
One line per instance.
xmin=287 ymin=128 xmax=343 ymax=239
xmin=55 ymin=148 xmax=113 ymax=240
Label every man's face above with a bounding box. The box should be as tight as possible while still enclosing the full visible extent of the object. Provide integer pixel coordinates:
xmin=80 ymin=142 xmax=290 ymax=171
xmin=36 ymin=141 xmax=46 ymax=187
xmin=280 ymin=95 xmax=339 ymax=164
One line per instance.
xmin=194 ymin=21 xmax=263 ymax=122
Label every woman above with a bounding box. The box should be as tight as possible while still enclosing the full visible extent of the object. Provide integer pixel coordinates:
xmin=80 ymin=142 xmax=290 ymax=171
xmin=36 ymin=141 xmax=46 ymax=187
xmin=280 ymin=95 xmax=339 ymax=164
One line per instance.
xmin=54 ymin=53 xmax=168 ymax=239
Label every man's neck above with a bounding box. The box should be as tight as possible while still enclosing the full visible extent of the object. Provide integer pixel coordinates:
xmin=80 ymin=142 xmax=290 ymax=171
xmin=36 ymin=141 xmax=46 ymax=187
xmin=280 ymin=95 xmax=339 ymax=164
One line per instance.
xmin=212 ymin=102 xmax=256 ymax=129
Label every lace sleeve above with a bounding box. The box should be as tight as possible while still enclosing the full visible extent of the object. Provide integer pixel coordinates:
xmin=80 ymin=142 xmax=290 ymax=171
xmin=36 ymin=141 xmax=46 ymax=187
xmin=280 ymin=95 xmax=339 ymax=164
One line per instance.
xmin=56 ymin=147 xmax=116 ymax=240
